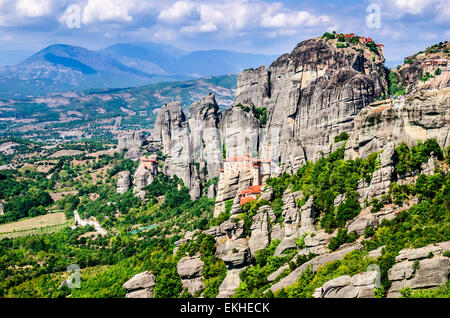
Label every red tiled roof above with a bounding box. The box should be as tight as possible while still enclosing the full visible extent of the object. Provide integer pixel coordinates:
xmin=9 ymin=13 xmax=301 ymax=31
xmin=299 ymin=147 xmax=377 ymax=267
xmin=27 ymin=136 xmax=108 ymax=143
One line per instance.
xmin=240 ymin=185 xmax=262 ymax=195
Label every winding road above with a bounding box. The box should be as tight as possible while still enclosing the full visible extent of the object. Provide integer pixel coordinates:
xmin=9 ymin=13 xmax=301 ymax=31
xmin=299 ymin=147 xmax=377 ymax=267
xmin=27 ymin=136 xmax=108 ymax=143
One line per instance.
xmin=73 ymin=210 xmax=107 ymax=236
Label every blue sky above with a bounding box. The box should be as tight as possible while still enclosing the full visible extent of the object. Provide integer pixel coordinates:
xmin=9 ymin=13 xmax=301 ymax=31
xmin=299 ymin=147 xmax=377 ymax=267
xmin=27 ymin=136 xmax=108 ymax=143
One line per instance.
xmin=0 ymin=0 xmax=448 ymax=67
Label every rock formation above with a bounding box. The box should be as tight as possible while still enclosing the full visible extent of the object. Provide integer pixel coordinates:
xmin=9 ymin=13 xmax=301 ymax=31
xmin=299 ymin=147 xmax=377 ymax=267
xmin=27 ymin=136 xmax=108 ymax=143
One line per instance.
xmin=133 ymin=158 xmax=159 ymax=200
xmin=187 ymin=94 xmax=223 ymax=197
xmin=248 ymin=205 xmax=275 ymax=255
xmin=313 ymin=271 xmax=379 ymax=298
xmin=387 ymin=242 xmax=450 ymax=298
xmin=345 ymin=88 xmax=450 ymax=161
xmin=123 ymin=271 xmax=156 ymax=298
xmin=177 ymin=255 xmax=205 ymax=296
xmin=153 ymin=101 xmax=200 ymax=199
xmin=116 ymin=171 xmax=131 ymax=194
xmin=235 ymin=37 xmax=388 ymax=169
xmin=118 ymin=131 xmax=146 ymax=160
xmin=396 ymin=41 xmax=449 ymax=94
xmin=270 ymin=243 xmax=363 ymax=293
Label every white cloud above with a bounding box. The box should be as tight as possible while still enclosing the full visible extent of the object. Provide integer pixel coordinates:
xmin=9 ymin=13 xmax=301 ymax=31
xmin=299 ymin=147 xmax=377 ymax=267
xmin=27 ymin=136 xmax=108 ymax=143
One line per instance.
xmin=82 ymin=0 xmax=133 ymax=24
xmin=261 ymin=10 xmax=330 ymax=28
xmin=392 ymin=0 xmax=435 ymax=15
xmin=181 ymin=21 xmax=217 ymax=33
xmin=15 ymin=0 xmax=54 ymax=18
xmin=158 ymin=1 xmax=199 ymax=24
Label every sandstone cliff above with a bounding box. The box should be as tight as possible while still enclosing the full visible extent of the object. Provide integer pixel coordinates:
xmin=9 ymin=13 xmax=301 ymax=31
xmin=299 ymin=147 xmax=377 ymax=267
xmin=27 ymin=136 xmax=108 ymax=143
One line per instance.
xmin=236 ymin=36 xmax=388 ymax=167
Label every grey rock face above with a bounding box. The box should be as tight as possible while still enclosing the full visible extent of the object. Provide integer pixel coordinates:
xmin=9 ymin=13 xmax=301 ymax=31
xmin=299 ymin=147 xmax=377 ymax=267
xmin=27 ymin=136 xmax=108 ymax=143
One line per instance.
xmin=345 ymin=88 xmax=450 ymax=162
xmin=214 ymin=167 xmax=253 ymax=217
xmin=133 ymin=162 xmax=158 ymax=198
xmin=387 ymin=242 xmax=450 ymax=298
xmin=217 ymin=268 xmax=244 ymax=298
xmin=0 ymin=202 xmax=3 ymax=216
xmin=314 ymin=271 xmax=379 ymax=298
xmin=153 ymin=95 xmax=225 ymax=200
xmin=300 ymin=196 xmax=316 ymax=232
xmin=248 ymin=205 xmax=275 ymax=255
xmin=346 ymin=213 xmax=377 ymax=236
xmin=274 ymin=189 xmax=303 ymax=256
xmin=304 ymin=232 xmax=329 ymax=248
xmin=215 ymin=238 xmax=251 ymax=269
xmin=188 ymin=94 xmax=223 ymax=194
xmin=177 ymin=255 xmax=204 ymax=279
xmin=123 ymin=147 xmax=142 ymax=160
xmin=118 ymin=131 xmax=146 ymax=160
xmin=356 ymin=142 xmax=395 ymax=204
xmin=234 ymin=65 xmax=270 ymax=109
xmin=118 ymin=131 xmax=146 ymax=152
xmin=271 ymin=242 xmax=363 ymax=293
xmin=116 ymin=171 xmax=131 ymax=194
xmin=235 ymin=37 xmax=388 ymax=172
xmin=220 ymin=106 xmax=261 ymax=158
xmin=153 ymin=101 xmax=200 ymax=199
xmin=123 ymin=271 xmax=156 ymax=298
xmin=177 ymin=255 xmax=205 ymax=296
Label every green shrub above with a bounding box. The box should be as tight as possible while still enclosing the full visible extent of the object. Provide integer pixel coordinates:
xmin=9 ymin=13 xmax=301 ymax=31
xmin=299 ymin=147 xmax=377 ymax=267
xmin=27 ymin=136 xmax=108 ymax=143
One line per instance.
xmin=334 ymin=132 xmax=349 ymax=143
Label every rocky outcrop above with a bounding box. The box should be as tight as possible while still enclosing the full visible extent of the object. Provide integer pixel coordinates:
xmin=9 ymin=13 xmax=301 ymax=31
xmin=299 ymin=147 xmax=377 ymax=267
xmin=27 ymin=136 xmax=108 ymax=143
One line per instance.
xmin=214 ymin=221 xmax=253 ymax=298
xmin=188 ymin=94 xmax=223 ymax=197
xmin=313 ymin=271 xmax=379 ymax=298
xmin=270 ymin=242 xmax=363 ymax=293
xmin=153 ymin=101 xmax=200 ymax=199
xmin=217 ymin=268 xmax=244 ymax=298
xmin=216 ymin=238 xmax=251 ymax=269
xmin=123 ymin=271 xmax=156 ymax=298
xmin=236 ymin=37 xmax=388 ymax=171
xmin=133 ymin=162 xmax=158 ymax=200
xmin=248 ymin=205 xmax=275 ymax=255
xmin=214 ymin=166 xmax=253 ymax=217
xmin=387 ymin=242 xmax=450 ymax=298
xmin=116 ymin=171 xmax=131 ymax=194
xmin=274 ymin=189 xmax=303 ymax=256
xmin=220 ymin=105 xmax=261 ymax=158
xmin=177 ymin=255 xmax=205 ymax=296
xmin=345 ymin=88 xmax=450 ymax=161
xmin=0 ymin=202 xmax=3 ymax=216
xmin=300 ymin=196 xmax=316 ymax=232
xmin=397 ymin=42 xmax=449 ymax=94
xmin=356 ymin=142 xmax=395 ymax=204
xmin=118 ymin=131 xmax=146 ymax=160
xmin=346 ymin=213 xmax=377 ymax=236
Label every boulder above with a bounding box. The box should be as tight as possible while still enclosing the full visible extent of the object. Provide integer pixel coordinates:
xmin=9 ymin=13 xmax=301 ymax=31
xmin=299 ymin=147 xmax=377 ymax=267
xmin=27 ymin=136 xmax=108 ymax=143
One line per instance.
xmin=177 ymin=255 xmax=204 ymax=279
xmin=346 ymin=214 xmax=377 ymax=236
xmin=215 ymin=238 xmax=251 ymax=268
xmin=123 ymin=271 xmax=156 ymax=298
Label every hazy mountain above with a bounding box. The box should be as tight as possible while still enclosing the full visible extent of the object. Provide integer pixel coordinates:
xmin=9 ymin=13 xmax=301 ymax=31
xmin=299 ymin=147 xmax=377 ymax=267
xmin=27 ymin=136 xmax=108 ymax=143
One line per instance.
xmin=100 ymin=42 xmax=278 ymax=77
xmin=0 ymin=42 xmax=276 ymax=98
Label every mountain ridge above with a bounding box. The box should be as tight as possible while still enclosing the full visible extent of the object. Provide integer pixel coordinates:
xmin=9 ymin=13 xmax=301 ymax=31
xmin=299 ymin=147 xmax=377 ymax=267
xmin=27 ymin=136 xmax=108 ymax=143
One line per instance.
xmin=0 ymin=42 xmax=277 ymax=98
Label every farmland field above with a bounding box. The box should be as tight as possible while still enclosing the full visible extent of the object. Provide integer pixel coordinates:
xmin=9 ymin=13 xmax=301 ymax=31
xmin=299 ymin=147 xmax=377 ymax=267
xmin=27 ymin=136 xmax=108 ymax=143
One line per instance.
xmin=0 ymin=212 xmax=67 ymax=235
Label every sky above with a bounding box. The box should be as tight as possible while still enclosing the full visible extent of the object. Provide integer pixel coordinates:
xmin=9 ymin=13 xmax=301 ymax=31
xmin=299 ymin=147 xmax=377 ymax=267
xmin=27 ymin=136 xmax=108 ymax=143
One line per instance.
xmin=0 ymin=0 xmax=448 ymax=67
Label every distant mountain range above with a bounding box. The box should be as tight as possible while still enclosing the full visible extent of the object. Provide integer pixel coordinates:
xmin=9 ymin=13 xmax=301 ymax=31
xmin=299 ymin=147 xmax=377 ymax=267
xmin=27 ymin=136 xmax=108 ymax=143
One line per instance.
xmin=0 ymin=42 xmax=277 ymax=98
